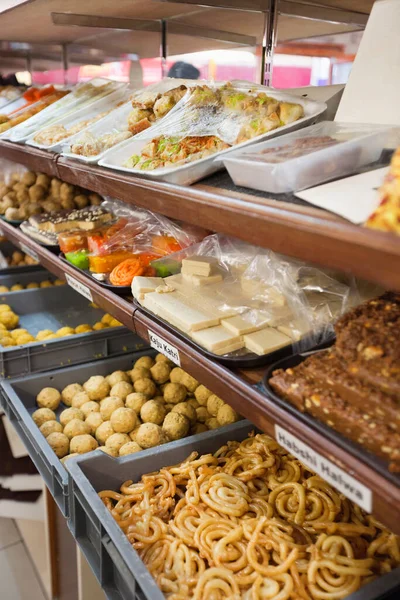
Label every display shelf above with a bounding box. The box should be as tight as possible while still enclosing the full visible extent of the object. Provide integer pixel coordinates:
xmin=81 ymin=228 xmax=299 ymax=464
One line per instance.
xmin=0 ymin=140 xmax=398 ymax=291
xmin=0 ymin=140 xmax=59 ymax=177
xmin=0 ymin=217 xmax=398 ymax=533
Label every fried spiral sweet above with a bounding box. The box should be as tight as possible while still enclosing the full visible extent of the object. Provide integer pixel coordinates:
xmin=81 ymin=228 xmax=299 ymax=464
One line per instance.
xmin=99 ymin=432 xmax=400 ymax=599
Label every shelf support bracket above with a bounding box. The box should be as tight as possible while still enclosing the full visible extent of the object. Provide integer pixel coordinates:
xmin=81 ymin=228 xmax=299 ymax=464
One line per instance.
xmin=261 ymin=0 xmax=278 ymax=86
xmin=62 ymin=44 xmax=69 ymax=86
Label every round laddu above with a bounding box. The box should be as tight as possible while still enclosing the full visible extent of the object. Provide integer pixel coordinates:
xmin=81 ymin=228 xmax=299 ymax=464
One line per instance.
xmin=59 ymin=407 xmax=84 ymax=427
xmin=47 ymin=432 xmax=70 ymax=458
xmin=134 ymin=355 xmax=155 ymax=370
xmin=83 ymin=376 xmax=110 ymax=401
xmin=140 ymin=400 xmax=167 ymax=425
xmin=70 ymin=434 xmax=98 ymax=454
xmin=110 ymin=407 xmax=137 ymax=433
xmin=162 ymin=412 xmax=190 ymax=441
xmin=61 ymin=383 xmax=84 ymax=407
xmin=36 ymin=387 xmax=61 ymax=410
xmin=32 ymin=408 xmax=56 ymax=427
xmin=100 ymin=396 xmax=124 ymax=420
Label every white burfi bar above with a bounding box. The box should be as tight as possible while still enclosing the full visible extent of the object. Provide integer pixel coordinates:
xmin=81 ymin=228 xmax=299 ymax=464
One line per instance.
xmin=240 ymin=277 xmax=286 ymax=306
xmin=131 ymin=276 xmax=164 ymax=300
xmin=191 ymin=325 xmax=243 ymax=353
xmin=277 ymin=319 xmax=310 ymax=341
xmin=221 ymin=311 xmax=269 ymax=336
xmin=144 ymin=292 xmax=219 ymax=332
xmin=213 ymin=340 xmax=246 ymax=356
xmin=182 ymin=272 xmax=222 ymax=287
xmin=181 ymin=256 xmax=216 ymax=277
xmin=243 ymin=327 xmax=291 ymax=355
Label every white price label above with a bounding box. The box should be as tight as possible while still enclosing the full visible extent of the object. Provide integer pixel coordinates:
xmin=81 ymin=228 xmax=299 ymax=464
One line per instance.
xmin=19 ymin=243 xmax=39 ymax=262
xmin=148 ymin=330 xmax=180 ymax=366
xmin=275 ymin=425 xmax=372 ymax=512
xmin=65 ymin=273 xmax=93 ymax=302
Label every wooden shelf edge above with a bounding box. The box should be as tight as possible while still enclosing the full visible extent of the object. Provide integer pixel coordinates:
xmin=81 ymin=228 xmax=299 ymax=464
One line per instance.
xmin=0 ymin=140 xmax=398 ymax=290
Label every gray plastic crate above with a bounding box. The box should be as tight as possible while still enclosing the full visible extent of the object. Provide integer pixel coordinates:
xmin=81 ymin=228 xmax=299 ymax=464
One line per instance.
xmin=0 ymin=268 xmax=58 ymax=290
xmin=0 ymin=240 xmax=42 ymax=274
xmin=68 ymin=421 xmax=253 ymax=600
xmin=0 ymin=285 xmax=147 ymax=378
xmin=0 ymin=351 xmax=154 ymax=517
xmin=67 ymin=421 xmax=400 ymax=600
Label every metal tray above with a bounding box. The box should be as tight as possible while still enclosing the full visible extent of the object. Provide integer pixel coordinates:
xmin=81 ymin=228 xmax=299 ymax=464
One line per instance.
xmin=0 ymin=351 xmax=154 ymax=517
xmin=0 ymin=285 xmax=146 ymax=378
xmin=262 ymin=350 xmax=400 ymax=487
xmin=67 ymin=419 xmax=400 ymax=600
xmin=98 ymin=89 xmax=327 ymax=186
xmin=133 ymin=300 xmax=326 ymax=368
xmin=59 ymin=253 xmax=131 ymax=297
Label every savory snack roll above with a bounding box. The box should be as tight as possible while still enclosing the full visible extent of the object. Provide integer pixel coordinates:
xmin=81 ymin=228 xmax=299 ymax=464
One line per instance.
xmin=33 ymin=353 xmax=240 ymax=463
xmin=99 ymin=431 xmax=400 ymax=600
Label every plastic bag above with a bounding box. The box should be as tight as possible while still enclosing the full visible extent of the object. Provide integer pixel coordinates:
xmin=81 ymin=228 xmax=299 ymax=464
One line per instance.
xmin=148 ymin=233 xmax=357 ymax=355
xmin=98 ymin=198 xmax=206 ymax=257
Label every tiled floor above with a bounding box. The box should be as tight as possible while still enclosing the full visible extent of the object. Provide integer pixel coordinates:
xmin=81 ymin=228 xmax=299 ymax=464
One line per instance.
xmin=0 ymin=517 xmax=47 ymax=600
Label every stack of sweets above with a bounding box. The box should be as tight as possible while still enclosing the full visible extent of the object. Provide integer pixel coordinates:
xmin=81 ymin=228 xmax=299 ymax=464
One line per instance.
xmin=269 ymin=292 xmax=400 ymax=471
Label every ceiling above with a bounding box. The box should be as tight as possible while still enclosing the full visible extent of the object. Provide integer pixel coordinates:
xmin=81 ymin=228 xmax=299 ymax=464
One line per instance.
xmin=0 ymin=0 xmax=373 ymax=70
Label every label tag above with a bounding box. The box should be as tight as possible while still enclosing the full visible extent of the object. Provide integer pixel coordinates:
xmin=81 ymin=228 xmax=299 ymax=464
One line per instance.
xmin=65 ymin=274 xmax=93 ymax=302
xmin=19 ymin=243 xmax=39 ymax=263
xmin=275 ymin=425 xmax=372 ymax=512
xmin=148 ymin=330 xmax=180 ymax=366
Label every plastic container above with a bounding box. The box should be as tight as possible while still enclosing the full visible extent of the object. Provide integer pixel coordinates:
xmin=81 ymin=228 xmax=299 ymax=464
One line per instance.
xmin=98 ymin=91 xmax=326 ymax=186
xmin=0 ymin=351 xmax=154 ymax=517
xmin=66 ymin=419 xmax=400 ymax=600
xmin=0 ymin=285 xmax=146 ymax=378
xmin=222 ymin=121 xmax=391 ymax=194
xmin=25 ymin=86 xmax=129 ymax=152
xmin=262 ymin=350 xmax=400 ymax=487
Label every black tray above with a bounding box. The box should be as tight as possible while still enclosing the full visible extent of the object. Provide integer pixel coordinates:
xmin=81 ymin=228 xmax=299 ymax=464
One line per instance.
xmin=133 ymin=299 xmax=329 ymax=368
xmin=59 ymin=253 xmax=131 ymax=296
xmin=0 ymin=215 xmax=23 ymax=227
xmin=262 ymin=349 xmax=400 ymax=487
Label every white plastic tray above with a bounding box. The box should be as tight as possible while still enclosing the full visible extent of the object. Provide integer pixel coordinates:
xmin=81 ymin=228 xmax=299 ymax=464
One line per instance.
xmin=25 ymin=87 xmax=129 ymax=152
xmin=222 ymin=121 xmax=392 ymax=194
xmin=7 ymin=78 xmax=126 ymax=143
xmin=98 ymin=89 xmax=327 ymax=186
xmin=62 ymin=78 xmax=203 ymax=164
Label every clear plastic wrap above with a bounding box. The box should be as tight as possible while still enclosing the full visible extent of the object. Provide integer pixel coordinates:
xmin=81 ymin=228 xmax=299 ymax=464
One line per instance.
xmin=98 ymin=198 xmax=206 ymax=256
xmin=120 ymin=82 xmax=307 ymax=170
xmin=142 ymin=233 xmax=357 ymax=356
xmin=61 ymin=79 xmax=204 ymax=162
xmin=6 ymin=78 xmax=126 ymax=142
